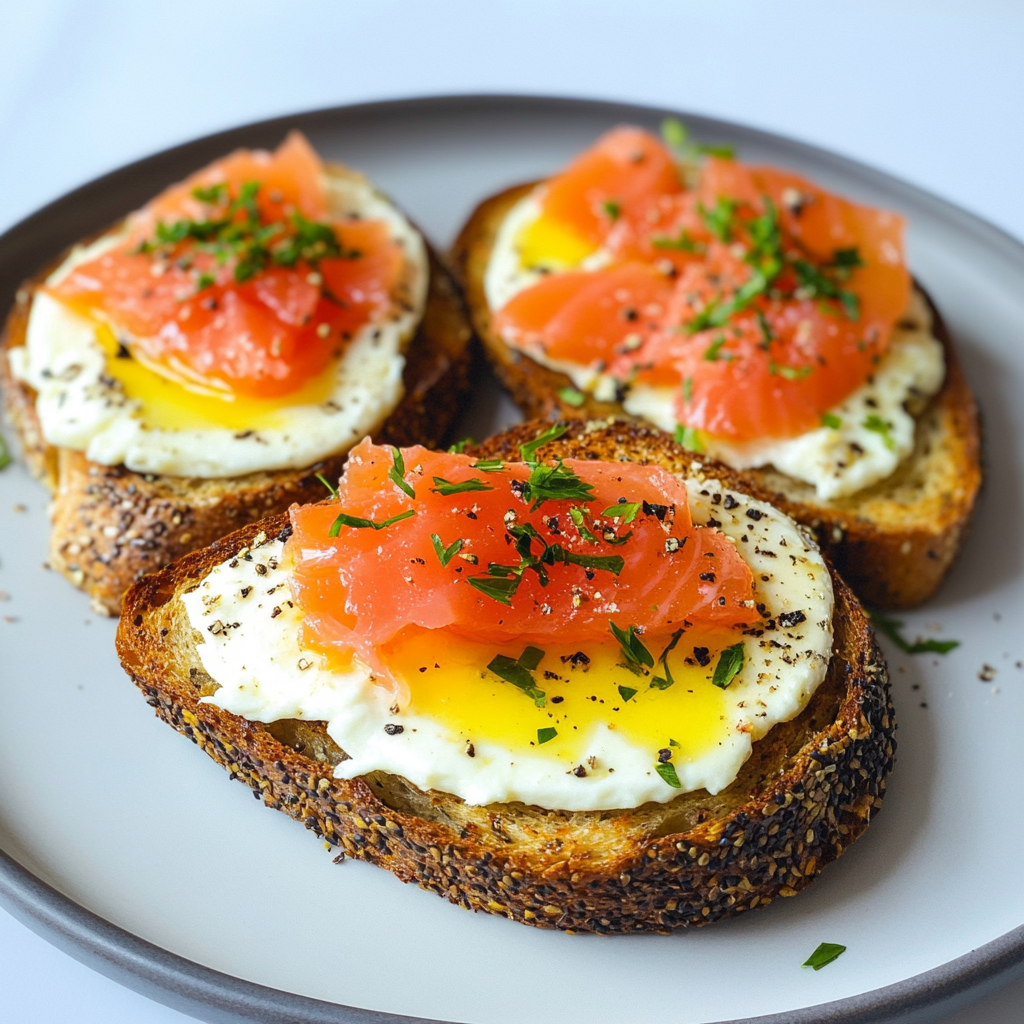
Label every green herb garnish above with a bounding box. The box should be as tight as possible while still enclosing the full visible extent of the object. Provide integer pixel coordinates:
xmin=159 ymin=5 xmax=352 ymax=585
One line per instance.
xmin=650 ymin=628 xmax=684 ymax=690
xmin=388 ymin=447 xmax=415 ymax=498
xmin=651 ymin=229 xmax=705 ymax=254
xmin=522 ymin=460 xmax=594 ymax=511
xmin=802 ymin=943 xmax=847 ymax=971
xmin=610 ymin=621 xmax=654 ymax=670
xmin=559 ymin=386 xmax=586 ymax=407
xmin=673 ymin=424 xmax=703 ymax=452
xmin=769 ymin=362 xmax=813 ymax=381
xmin=520 ymin=423 xmax=569 ymax=463
xmin=487 ymin=649 xmax=547 ymax=706
xmin=655 ymin=761 xmax=682 ymax=788
xmin=711 ymin=643 xmax=744 ymax=689
xmin=821 ymin=412 xmax=843 ymax=430
xmin=661 ymin=117 xmax=689 ymax=151
xmin=863 ymin=414 xmax=896 ymax=451
xmin=431 ymin=476 xmax=493 ymax=496
xmin=468 ymin=574 xmax=521 ymax=605
xmin=447 ymin=437 xmax=474 ymax=454
xmin=315 ymin=472 xmax=337 ymax=497
xmin=471 ymin=459 xmax=504 ymax=472
xmin=682 ymin=375 xmax=693 ymax=404
xmin=569 ymin=506 xmax=600 ymax=544
xmin=698 ymin=196 xmax=738 ymax=242
xmin=617 ymin=685 xmax=638 ymax=703
xmin=140 ymin=179 xmax=358 ymax=287
xmin=431 ymin=533 xmax=464 ymax=567
xmin=328 ymin=508 xmax=415 ymax=536
xmin=0 ymin=434 xmax=10 ymax=471
xmin=703 ymin=335 xmax=728 ymax=361
xmin=537 ymin=726 xmax=558 ymax=744
xmin=602 ymin=200 xmax=622 ymax=221
xmin=868 ymin=610 xmax=960 ymax=654
xmin=601 ymin=502 xmax=640 ymax=524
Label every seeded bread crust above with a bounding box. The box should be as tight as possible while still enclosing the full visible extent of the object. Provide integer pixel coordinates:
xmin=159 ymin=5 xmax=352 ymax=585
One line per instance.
xmin=450 ymin=181 xmax=982 ymax=609
xmin=116 ymin=421 xmax=894 ymax=934
xmin=1 ymin=229 xmax=475 ymax=615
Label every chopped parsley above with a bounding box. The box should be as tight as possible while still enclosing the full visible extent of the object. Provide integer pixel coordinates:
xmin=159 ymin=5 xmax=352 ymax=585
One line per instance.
xmin=138 ymin=179 xmax=358 ymax=290
xmin=447 ymin=438 xmax=473 ymax=454
xmin=617 ymin=685 xmax=638 ymax=702
xmin=601 ymin=501 xmax=641 ymax=524
xmin=711 ymin=642 xmax=744 ymax=689
xmin=430 ymin=533 xmax=464 ymax=567
xmin=468 ymin=573 xmax=521 ymax=605
xmin=609 ymin=621 xmax=655 ymax=670
xmin=651 ymin=229 xmax=705 ymax=254
xmin=520 ymin=423 xmax=569 ymax=463
xmin=602 ymin=200 xmax=622 ymax=221
xmin=558 ymin=386 xmax=587 ymax=407
xmin=661 ymin=117 xmax=736 ymax=162
xmin=388 ymin=447 xmax=415 ymax=498
xmin=655 ymin=761 xmax=682 ymax=788
xmin=863 ymin=414 xmax=896 ymax=451
xmin=522 ymin=460 xmax=594 ymax=511
xmin=821 ymin=412 xmax=843 ymax=430
xmin=430 ymin=476 xmax=493 ymax=496
xmin=650 ymin=628 xmax=683 ymax=690
xmin=537 ymin=726 xmax=558 ymax=744
xmin=315 ymin=472 xmax=337 ymax=497
xmin=869 ymin=610 xmax=960 ymax=654
xmin=802 ymin=943 xmax=847 ymax=971
xmin=0 ymin=434 xmax=9 ymax=470
xmin=769 ymin=362 xmax=813 ymax=381
xmin=682 ymin=375 xmax=693 ymax=404
xmin=673 ymin=424 xmax=703 ymax=452
xmin=698 ymin=197 xmax=738 ymax=242
xmin=487 ymin=649 xmax=547 ymax=706
xmin=569 ymin=506 xmax=600 ymax=543
xmin=328 ymin=508 xmax=415 ymax=536
xmin=703 ymin=335 xmax=729 ymax=361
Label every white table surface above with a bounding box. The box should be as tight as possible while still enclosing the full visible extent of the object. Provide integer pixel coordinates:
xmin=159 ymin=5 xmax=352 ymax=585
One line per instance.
xmin=1 ymin=3 xmax=1023 ymax=1022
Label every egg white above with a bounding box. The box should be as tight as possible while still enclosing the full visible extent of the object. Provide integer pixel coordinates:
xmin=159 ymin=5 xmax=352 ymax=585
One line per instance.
xmin=484 ymin=192 xmax=945 ymax=501
xmin=7 ymin=171 xmax=428 ymax=478
xmin=182 ymin=470 xmax=833 ymax=812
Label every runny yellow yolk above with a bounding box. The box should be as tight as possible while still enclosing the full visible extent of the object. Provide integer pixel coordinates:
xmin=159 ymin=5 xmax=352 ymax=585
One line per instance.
xmin=516 ymin=214 xmax=596 ymax=270
xmin=92 ymin=320 xmax=337 ymax=431
xmin=379 ymin=629 xmax=738 ymax=768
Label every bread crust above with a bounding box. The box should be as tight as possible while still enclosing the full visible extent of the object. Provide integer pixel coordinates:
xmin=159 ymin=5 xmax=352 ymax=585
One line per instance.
xmin=450 ymin=181 xmax=983 ymax=609
xmin=117 ymin=421 xmax=894 ymax=934
xmin=1 ymin=243 xmax=475 ymax=615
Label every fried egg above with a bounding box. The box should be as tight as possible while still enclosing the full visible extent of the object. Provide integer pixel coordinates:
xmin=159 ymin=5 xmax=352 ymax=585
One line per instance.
xmin=485 ymin=192 xmax=944 ymax=501
xmin=8 ymin=171 xmax=427 ymax=478
xmin=182 ymin=474 xmax=833 ymax=812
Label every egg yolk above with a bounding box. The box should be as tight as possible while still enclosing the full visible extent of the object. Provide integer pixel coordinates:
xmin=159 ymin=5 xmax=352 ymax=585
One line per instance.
xmin=381 ymin=628 xmax=734 ymax=767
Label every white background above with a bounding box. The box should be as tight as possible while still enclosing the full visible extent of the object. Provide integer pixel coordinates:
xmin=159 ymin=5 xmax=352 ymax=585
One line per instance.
xmin=1 ymin=2 xmax=1023 ymax=1022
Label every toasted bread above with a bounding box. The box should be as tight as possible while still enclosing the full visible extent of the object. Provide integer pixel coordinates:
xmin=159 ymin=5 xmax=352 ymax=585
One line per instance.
xmin=1 ymin=207 xmax=474 ymax=616
xmin=117 ymin=421 xmax=893 ymax=934
xmin=451 ymin=182 xmax=982 ymax=609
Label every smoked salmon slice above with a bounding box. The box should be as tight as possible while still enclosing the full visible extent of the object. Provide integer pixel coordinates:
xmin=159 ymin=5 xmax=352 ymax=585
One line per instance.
xmin=48 ymin=132 xmax=403 ymax=400
xmin=495 ymin=130 xmax=911 ymax=442
xmin=287 ymin=437 xmax=757 ymax=680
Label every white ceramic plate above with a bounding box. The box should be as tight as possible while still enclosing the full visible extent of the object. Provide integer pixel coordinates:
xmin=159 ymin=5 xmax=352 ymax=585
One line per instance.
xmin=1 ymin=96 xmax=1023 ymax=1024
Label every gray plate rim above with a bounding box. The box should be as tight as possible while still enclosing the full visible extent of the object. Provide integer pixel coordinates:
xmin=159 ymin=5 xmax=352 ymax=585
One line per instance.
xmin=1 ymin=92 xmax=1023 ymax=1024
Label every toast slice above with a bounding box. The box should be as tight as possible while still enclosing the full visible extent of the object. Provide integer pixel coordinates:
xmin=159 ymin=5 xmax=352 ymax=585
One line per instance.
xmin=1 ymin=180 xmax=475 ymax=616
xmin=451 ymin=182 xmax=982 ymax=609
xmin=117 ymin=421 xmax=893 ymax=934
